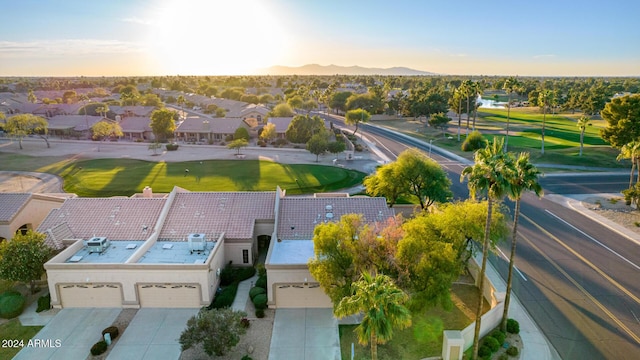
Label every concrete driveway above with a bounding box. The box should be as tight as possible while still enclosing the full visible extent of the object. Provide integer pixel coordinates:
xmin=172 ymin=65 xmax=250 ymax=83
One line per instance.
xmin=269 ymin=308 xmax=340 ymax=360
xmin=14 ymin=308 xmax=120 ymax=360
xmin=107 ymin=308 xmax=198 ymax=360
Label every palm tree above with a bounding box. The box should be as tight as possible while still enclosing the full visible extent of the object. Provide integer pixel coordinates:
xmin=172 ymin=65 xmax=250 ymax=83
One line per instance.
xmin=576 ymin=115 xmax=592 ymax=157
xmin=334 ymin=272 xmax=412 ymax=360
xmin=96 ymin=104 xmax=109 ymax=118
xmin=617 ymin=141 xmax=640 ymax=188
xmin=539 ymin=89 xmax=552 ymax=155
xmin=503 ymin=77 xmax=521 ymax=152
xmin=471 ymin=81 xmax=483 ymax=131
xmin=461 ymin=79 xmax=474 ymax=136
xmin=454 ymin=86 xmax=463 ymax=141
xmin=501 ymin=152 xmax=542 ymax=332
xmin=461 ymin=137 xmax=513 ymax=360
xmin=177 ymin=95 xmax=186 ymax=120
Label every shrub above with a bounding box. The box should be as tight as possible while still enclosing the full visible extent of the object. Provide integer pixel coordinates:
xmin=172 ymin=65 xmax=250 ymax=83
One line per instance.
xmin=506 ymin=318 xmax=520 ymax=334
xmin=236 ymin=267 xmax=256 ymax=282
xmin=461 ymin=131 xmax=486 ymax=152
xmin=90 ymin=340 xmax=108 ymax=356
xmin=240 ymin=317 xmax=250 ymax=329
xmin=36 ymin=293 xmax=51 ymax=313
xmin=256 ymin=263 xmax=266 ymax=277
xmin=255 ymin=308 xmax=265 ymax=318
xmin=252 ymin=294 xmax=267 ymax=310
xmin=220 ymin=265 xmax=256 ymax=286
xmin=249 ymin=287 xmax=266 ymax=300
xmin=0 ymin=292 xmax=26 ymax=319
xmin=210 ymin=282 xmax=239 ymax=309
xmin=274 ymin=138 xmax=288 ymax=146
xmin=491 ymin=329 xmax=506 ymax=345
xmin=242 ymin=355 xmax=253 ymax=360
xmin=483 ymin=336 xmax=500 ymax=353
xmin=506 ymin=345 xmax=519 ymax=356
xmin=225 ymin=135 xmax=234 ymax=142
xmin=166 ymin=143 xmax=179 ymax=151
xmin=255 ymin=275 xmax=267 ymax=289
xmin=499 ymin=354 xmax=509 ymax=360
xmin=257 ymin=140 xmax=266 ymax=147
xmin=102 ymin=326 xmax=119 ymax=340
xmin=477 ymin=344 xmax=492 ymax=358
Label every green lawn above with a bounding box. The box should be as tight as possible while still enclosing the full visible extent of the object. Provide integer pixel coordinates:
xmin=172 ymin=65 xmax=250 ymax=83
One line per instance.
xmin=0 ymin=319 xmax=43 ymax=359
xmin=9 ymin=157 xmax=365 ymax=197
xmin=340 ymin=284 xmax=487 ymax=359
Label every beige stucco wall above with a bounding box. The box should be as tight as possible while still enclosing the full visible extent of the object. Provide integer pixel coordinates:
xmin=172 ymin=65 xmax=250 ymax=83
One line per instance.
xmin=0 ymin=195 xmax=65 ymax=240
xmin=265 ymin=265 xmax=330 ymax=308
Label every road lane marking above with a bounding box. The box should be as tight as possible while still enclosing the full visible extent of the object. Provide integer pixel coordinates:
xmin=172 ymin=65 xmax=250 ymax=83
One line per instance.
xmin=496 ymin=247 xmax=528 ymax=281
xmin=545 ymin=210 xmax=640 ymax=272
xmin=522 ymin=213 xmax=640 ymax=307
xmin=521 ymin=226 xmax=640 ymax=345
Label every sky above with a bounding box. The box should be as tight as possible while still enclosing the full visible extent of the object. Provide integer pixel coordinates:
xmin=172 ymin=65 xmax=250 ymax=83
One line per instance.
xmin=1 ymin=0 xmax=639 ymax=77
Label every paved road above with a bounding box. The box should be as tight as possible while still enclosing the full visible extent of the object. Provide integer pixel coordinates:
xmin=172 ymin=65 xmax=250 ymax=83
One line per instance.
xmin=320 ymin=112 xmax=640 ymax=360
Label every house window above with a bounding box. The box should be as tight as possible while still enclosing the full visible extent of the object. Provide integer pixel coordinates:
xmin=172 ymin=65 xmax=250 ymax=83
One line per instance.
xmin=242 ymin=249 xmax=249 ymax=264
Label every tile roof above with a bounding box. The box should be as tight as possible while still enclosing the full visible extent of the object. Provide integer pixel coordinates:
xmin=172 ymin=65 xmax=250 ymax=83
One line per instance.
xmin=47 ymin=115 xmax=103 ymax=131
xmin=267 ymin=117 xmax=294 ymax=133
xmin=42 ymin=220 xmax=73 ymax=250
xmin=118 ymin=116 xmax=152 ymax=132
xmin=176 ymin=117 xmax=244 ymax=133
xmin=37 ymin=198 xmax=166 ymax=241
xmin=109 ymin=106 xmax=156 ymax=117
xmin=158 ymin=192 xmax=275 ymax=240
xmin=0 ymin=193 xmax=31 ymax=222
xmin=277 ymin=197 xmax=394 ymax=239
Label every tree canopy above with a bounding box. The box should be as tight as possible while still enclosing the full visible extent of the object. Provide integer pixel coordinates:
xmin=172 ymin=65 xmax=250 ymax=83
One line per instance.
xmin=0 ymin=230 xmax=52 ymax=293
xmin=285 ymin=114 xmax=325 ymax=143
xmin=150 ymin=108 xmax=177 ymax=141
xmin=234 ymin=126 xmax=249 ymax=140
xmin=600 ymin=94 xmax=640 ymax=148
xmin=5 ymin=114 xmax=49 ymax=149
xmin=270 ymin=103 xmax=295 ymax=117
xmin=345 ymin=108 xmax=371 ymax=135
xmin=179 ymin=307 xmax=247 ymax=357
xmin=227 ymin=138 xmax=248 ymax=155
xmin=306 ymin=133 xmax=328 ymax=162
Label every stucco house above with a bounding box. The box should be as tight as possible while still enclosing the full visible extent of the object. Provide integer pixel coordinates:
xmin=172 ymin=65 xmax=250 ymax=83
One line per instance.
xmin=36 ymin=187 xmax=394 ymax=309
xmin=0 ymin=193 xmax=69 ymax=242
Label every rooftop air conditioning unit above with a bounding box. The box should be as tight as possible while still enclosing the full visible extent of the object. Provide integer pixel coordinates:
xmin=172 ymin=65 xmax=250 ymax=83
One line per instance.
xmin=188 ymin=233 xmax=206 ymax=253
xmin=86 ymin=236 xmax=110 ymax=254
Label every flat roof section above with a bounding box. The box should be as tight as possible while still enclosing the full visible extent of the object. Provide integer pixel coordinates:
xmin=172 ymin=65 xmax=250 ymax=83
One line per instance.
xmin=137 ymin=241 xmax=213 ymax=264
xmin=65 ymin=241 xmax=145 ymax=264
xmin=270 ymin=240 xmax=314 ymax=265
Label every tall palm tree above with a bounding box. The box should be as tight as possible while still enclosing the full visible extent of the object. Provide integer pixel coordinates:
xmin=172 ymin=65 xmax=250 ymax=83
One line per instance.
xmin=577 ymin=115 xmax=591 ymax=157
xmin=334 ymin=272 xmax=412 ymax=360
xmin=454 ymin=86 xmax=463 ymax=141
xmin=461 ymin=80 xmax=474 ymax=136
xmin=539 ymin=89 xmax=552 ymax=155
xmin=177 ymin=95 xmax=186 ymax=120
xmin=461 ymin=137 xmax=513 ymax=360
xmin=617 ymin=141 xmax=640 ymax=188
xmin=503 ymin=77 xmax=521 ymax=152
xmin=501 ymin=152 xmax=542 ymax=332
xmin=471 ymin=81 xmax=483 ymax=131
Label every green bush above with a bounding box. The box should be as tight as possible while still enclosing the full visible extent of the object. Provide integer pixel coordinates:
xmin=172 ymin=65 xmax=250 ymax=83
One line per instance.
xmin=90 ymin=340 xmax=108 ymax=356
xmin=506 ymin=318 xmax=520 ymax=334
xmin=483 ymin=336 xmax=500 ymax=353
xmin=255 ymin=308 xmax=265 ymax=318
xmin=506 ymin=345 xmax=519 ymax=356
xmin=166 ymin=143 xmax=179 ymax=151
xmin=220 ymin=265 xmax=256 ymax=286
xmin=256 ymin=263 xmax=266 ymax=277
xmin=252 ymin=294 xmax=267 ymax=310
xmin=241 ymin=355 xmax=253 ymax=360
xmin=236 ymin=267 xmax=256 ymax=282
xmin=461 ymin=131 xmax=486 ymax=152
xmin=477 ymin=344 xmax=492 ymax=358
xmin=36 ymin=293 xmax=51 ymax=313
xmin=255 ymin=275 xmax=267 ymax=289
xmin=499 ymin=354 xmax=509 ymax=360
xmin=249 ymin=287 xmax=266 ymax=300
xmin=240 ymin=317 xmax=250 ymax=329
xmin=102 ymin=326 xmax=119 ymax=340
xmin=490 ymin=329 xmax=506 ymax=345
xmin=0 ymin=292 xmax=26 ymax=319
xmin=210 ymin=282 xmax=239 ymax=309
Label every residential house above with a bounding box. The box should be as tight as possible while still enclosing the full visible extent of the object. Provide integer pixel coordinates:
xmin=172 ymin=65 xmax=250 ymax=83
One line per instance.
xmin=175 ymin=117 xmax=255 ymax=143
xmin=118 ymin=116 xmax=154 ymax=141
xmin=47 ymin=115 xmax=103 ymax=138
xmin=266 ymin=117 xmax=294 ymax=139
xmin=0 ymin=193 xmax=69 ymax=242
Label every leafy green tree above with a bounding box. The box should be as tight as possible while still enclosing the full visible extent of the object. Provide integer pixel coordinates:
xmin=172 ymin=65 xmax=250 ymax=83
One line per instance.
xmin=227 ymin=138 xmax=248 ymax=155
xmin=503 ymin=77 xmax=522 ymax=151
xmin=329 ymin=91 xmax=352 ymax=114
xmin=215 ymin=108 xmax=226 ymax=118
xmin=302 ymin=99 xmax=318 ymax=113
xmin=538 ymin=89 xmax=552 ymax=154
xmin=428 ymin=112 xmax=451 ymax=136
xmin=119 ymin=85 xmax=140 ymax=105
xmin=234 ymin=127 xmax=249 ymax=141
xmin=577 ymin=115 xmax=592 ymax=156
xmin=287 ymin=95 xmax=304 ymax=111
xmin=62 ymin=90 xmax=77 ymax=104
xmin=27 ymin=90 xmax=37 ymax=104
xmin=334 ymin=272 xmax=411 ymax=360
xmin=150 ymin=108 xmax=177 ymax=141
xmin=616 ymin=141 xmax=640 ymax=188
xmin=5 ymin=114 xmax=49 ymax=149
xmin=345 ymin=108 xmax=370 ymax=136
xmin=260 ymin=123 xmax=277 ymax=142
xmin=622 ymin=182 xmax=640 ymax=210
xmin=306 ymin=133 xmax=328 ymax=162
xmin=327 ymin=140 xmax=346 ymax=155
xmin=96 ymin=104 xmax=110 ymax=118
xmin=179 ymin=307 xmax=247 ymax=357
xmin=91 ymin=120 xmax=123 ymax=151
xmin=259 ymin=94 xmax=274 ymax=104
xmin=364 ymin=164 xmax=405 ymax=208
xmin=285 ymin=114 xmax=325 ymax=143
xmin=600 ymin=94 xmax=640 ymax=148
xmin=140 ymin=93 xmax=163 ymax=107
xmin=461 ymin=137 xmax=514 ymax=360
xmin=148 ymin=142 xmax=162 ymax=155
xmin=0 ymin=230 xmax=51 ymax=293
xmin=270 ymin=103 xmax=295 ymax=117
xmin=501 ymin=152 xmax=542 ymax=332
xmin=177 ymin=95 xmax=186 ymax=119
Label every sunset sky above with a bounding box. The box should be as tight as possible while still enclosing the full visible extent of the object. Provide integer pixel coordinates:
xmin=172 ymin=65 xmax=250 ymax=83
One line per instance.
xmin=1 ymin=0 xmax=639 ymax=77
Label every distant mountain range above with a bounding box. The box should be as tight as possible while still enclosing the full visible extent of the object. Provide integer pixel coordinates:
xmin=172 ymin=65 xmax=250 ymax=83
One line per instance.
xmin=258 ymin=64 xmax=436 ymax=76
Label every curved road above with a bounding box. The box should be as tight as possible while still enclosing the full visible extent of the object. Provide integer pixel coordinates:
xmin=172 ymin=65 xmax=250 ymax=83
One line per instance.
xmin=320 ymin=112 xmax=640 ymax=360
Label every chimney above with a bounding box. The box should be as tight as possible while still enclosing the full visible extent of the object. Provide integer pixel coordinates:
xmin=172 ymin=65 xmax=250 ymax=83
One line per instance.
xmin=143 ymin=186 xmax=153 ymax=198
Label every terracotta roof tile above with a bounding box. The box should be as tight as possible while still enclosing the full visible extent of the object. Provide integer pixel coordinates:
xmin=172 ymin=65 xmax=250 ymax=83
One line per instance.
xmin=0 ymin=193 xmax=31 ymax=222
xmin=277 ymin=197 xmax=394 ymax=239
xmin=158 ymin=192 xmax=275 ymax=241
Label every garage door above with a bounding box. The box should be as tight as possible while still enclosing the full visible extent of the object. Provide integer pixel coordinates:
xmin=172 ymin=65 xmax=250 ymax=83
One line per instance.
xmin=59 ymin=284 xmax=122 ymax=308
xmin=138 ymin=284 xmax=202 ymax=308
xmin=275 ymin=283 xmax=332 ymax=308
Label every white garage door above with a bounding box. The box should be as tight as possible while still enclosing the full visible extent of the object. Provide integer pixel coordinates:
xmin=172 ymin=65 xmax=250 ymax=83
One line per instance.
xmin=275 ymin=283 xmax=332 ymax=308
xmin=59 ymin=284 xmax=122 ymax=308
xmin=138 ymin=284 xmax=202 ymax=308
